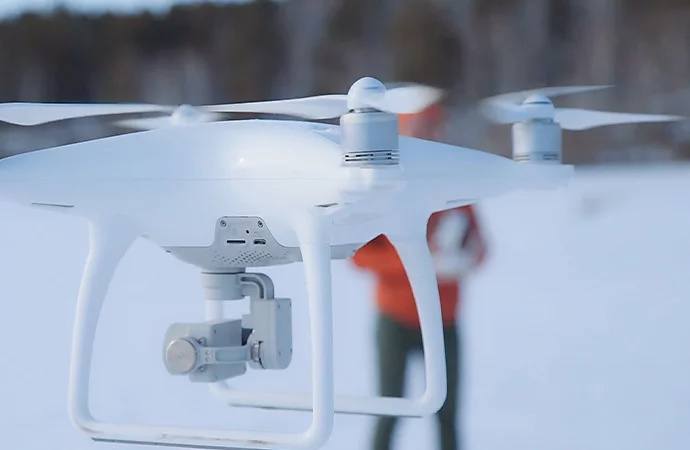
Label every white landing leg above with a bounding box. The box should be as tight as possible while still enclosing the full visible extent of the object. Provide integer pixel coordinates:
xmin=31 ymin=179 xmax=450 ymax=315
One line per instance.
xmin=288 ymin=209 xmax=336 ymax=448
xmin=69 ymin=218 xmax=139 ymax=434
xmin=385 ymin=218 xmax=447 ymax=417
xmin=209 ymin=212 xmax=446 ymax=418
xmin=68 ymin=215 xmax=333 ymax=450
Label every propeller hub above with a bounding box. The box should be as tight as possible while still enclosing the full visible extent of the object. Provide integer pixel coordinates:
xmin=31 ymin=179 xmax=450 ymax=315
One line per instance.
xmin=171 ymin=104 xmax=203 ymax=125
xmin=523 ymin=93 xmax=552 ymax=105
xmin=347 ymin=77 xmax=387 ymax=111
xmin=521 ymin=94 xmax=555 ymax=120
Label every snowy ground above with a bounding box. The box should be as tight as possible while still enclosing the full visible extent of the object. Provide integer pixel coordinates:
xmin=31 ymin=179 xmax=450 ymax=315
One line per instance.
xmin=1 ymin=162 xmax=689 ymax=450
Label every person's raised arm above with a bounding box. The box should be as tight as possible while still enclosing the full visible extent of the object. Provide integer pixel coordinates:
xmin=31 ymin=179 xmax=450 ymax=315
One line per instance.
xmin=429 ymin=206 xmax=487 ymax=280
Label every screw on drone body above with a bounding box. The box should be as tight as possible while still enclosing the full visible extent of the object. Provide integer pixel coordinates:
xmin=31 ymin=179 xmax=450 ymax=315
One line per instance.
xmin=198 ymin=338 xmax=206 ymax=345
xmin=220 ymin=220 xmax=227 ymax=227
xmin=251 ymin=342 xmax=261 ymax=362
xmin=257 ymin=220 xmax=264 ymax=228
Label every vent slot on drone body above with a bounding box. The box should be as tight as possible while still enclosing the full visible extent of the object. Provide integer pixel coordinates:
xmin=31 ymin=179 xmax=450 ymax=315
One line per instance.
xmin=343 ymin=149 xmax=399 ymax=166
xmin=212 ymin=249 xmax=291 ymax=267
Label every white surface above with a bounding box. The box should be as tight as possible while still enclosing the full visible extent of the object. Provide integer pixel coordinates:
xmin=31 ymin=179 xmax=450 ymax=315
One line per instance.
xmin=1 ymin=163 xmax=689 ymax=449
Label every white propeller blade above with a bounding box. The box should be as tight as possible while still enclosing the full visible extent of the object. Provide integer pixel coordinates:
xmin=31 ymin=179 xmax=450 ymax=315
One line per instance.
xmin=554 ymin=108 xmax=685 ymax=130
xmin=478 ymin=101 xmax=525 ymax=124
xmin=485 ymin=85 xmax=612 ymax=106
xmin=479 ymin=85 xmax=612 ymax=124
xmin=0 ymin=78 xmax=444 ymax=126
xmin=114 ymin=110 xmax=225 ymax=130
xmin=207 ymin=84 xmax=444 ymax=119
xmin=366 ymin=85 xmax=444 ymax=115
xmin=204 ymin=94 xmax=348 ymax=120
xmin=479 ymin=84 xmax=686 ymax=130
xmin=0 ymin=102 xmax=173 ymax=126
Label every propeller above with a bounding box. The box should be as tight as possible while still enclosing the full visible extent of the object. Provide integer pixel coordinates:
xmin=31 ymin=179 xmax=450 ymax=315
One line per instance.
xmin=479 ymin=85 xmax=685 ymax=130
xmin=0 ymin=103 xmax=176 ymax=127
xmin=0 ymin=77 xmax=444 ymax=127
xmin=114 ymin=104 xmax=225 ymax=130
xmin=204 ymin=78 xmax=444 ymax=119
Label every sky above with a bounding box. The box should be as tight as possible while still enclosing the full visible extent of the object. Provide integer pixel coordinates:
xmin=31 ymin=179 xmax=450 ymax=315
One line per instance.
xmin=0 ymin=0 xmax=256 ymax=20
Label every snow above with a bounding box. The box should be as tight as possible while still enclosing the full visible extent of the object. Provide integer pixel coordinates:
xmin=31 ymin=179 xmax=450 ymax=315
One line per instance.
xmin=1 ymin=162 xmax=689 ymax=450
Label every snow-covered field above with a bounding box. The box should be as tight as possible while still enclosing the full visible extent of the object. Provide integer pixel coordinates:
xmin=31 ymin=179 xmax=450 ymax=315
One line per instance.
xmin=1 ymin=163 xmax=689 ymax=450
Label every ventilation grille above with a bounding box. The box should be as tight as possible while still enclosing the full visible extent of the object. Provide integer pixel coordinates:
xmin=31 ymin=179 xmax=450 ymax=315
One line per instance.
xmin=212 ymin=249 xmax=291 ymax=267
xmin=514 ymin=152 xmax=560 ymax=163
xmin=343 ymin=149 xmax=399 ymax=166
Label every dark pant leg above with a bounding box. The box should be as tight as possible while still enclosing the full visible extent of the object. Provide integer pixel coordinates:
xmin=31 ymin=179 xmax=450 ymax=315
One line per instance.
xmin=372 ymin=314 xmax=414 ymax=450
xmin=436 ymin=324 xmax=461 ymax=450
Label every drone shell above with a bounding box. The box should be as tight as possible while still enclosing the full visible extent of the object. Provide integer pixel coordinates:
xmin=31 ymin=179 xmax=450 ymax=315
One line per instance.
xmin=0 ymin=119 xmax=569 ymax=249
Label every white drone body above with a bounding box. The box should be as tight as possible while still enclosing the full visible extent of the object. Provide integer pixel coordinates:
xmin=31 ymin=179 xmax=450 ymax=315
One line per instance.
xmin=0 ymin=77 xmax=682 ymax=450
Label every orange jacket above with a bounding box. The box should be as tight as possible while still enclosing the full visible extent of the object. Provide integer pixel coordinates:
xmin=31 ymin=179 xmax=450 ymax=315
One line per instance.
xmin=350 ymin=205 xmax=487 ymax=328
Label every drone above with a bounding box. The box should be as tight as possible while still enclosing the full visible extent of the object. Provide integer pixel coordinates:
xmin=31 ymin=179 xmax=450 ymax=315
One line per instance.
xmin=0 ymin=77 xmax=682 ymax=450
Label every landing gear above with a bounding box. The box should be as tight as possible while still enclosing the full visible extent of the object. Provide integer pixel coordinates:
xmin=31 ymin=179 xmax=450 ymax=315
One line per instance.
xmin=67 ymin=211 xmax=336 ymax=450
xmin=66 ymin=209 xmax=447 ymax=450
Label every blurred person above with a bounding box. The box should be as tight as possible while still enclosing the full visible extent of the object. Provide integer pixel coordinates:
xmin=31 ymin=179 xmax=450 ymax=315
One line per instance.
xmin=350 ymin=103 xmax=487 ymax=450
xmin=397 ymin=101 xmax=445 ymax=141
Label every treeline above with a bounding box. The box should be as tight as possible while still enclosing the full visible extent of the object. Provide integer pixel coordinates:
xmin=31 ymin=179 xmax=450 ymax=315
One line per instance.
xmin=0 ymin=1 xmax=286 ymax=103
xmin=0 ymin=0 xmax=464 ymax=104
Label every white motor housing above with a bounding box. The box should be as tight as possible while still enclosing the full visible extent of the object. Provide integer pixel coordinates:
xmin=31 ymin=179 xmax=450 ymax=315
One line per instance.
xmin=339 ymin=110 xmax=400 ymax=166
xmin=512 ymin=119 xmax=562 ymax=164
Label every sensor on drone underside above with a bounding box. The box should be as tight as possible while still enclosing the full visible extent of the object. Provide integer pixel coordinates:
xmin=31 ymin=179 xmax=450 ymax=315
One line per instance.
xmin=165 ymin=216 xmax=360 ymax=272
